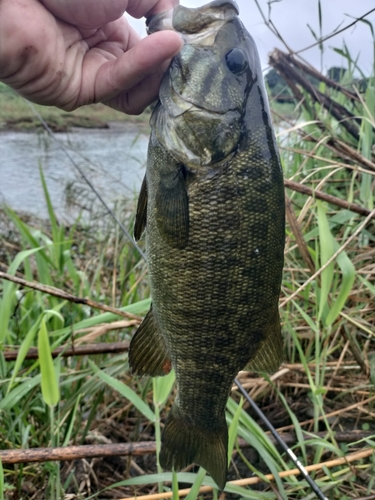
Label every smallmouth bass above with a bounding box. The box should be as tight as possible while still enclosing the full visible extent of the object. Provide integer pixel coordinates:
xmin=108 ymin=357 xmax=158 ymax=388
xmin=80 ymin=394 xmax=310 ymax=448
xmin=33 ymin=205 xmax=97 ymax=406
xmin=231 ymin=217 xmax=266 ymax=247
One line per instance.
xmin=129 ymin=0 xmax=285 ymax=489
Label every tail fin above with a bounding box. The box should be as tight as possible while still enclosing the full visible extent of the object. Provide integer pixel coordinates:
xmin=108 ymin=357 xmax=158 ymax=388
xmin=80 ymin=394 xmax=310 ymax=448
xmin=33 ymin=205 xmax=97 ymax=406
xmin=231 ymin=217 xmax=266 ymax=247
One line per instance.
xmin=159 ymin=404 xmax=228 ymax=490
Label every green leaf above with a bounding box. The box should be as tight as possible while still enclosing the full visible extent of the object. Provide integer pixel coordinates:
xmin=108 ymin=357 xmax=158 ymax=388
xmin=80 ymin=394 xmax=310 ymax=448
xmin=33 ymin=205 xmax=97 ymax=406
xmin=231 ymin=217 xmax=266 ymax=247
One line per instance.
xmin=172 ymin=469 xmax=179 ymax=500
xmin=0 ymin=375 xmax=41 ymax=410
xmin=153 ymin=370 xmax=175 ymax=407
xmin=0 ymin=247 xmax=43 ymax=343
xmin=88 ymin=359 xmax=155 ymax=422
xmin=98 ymin=472 xmax=201 ymax=488
xmin=267 ymin=382 xmax=307 ymax=464
xmin=39 ymin=167 xmax=71 ymax=272
xmin=359 ymin=275 xmax=375 ymax=295
xmin=62 ymin=395 xmax=82 ymax=447
xmin=38 ymin=319 xmax=60 ymax=407
xmin=4 ymin=207 xmax=55 ymax=271
xmin=185 ymin=467 xmax=207 ymax=500
xmin=226 ymin=398 xmax=287 ymax=496
xmin=50 ymin=298 xmax=151 ymax=339
xmin=317 ymin=202 xmax=335 ymax=321
xmin=227 ymin=397 xmax=243 ymax=467
xmin=7 ymin=319 xmax=41 ymax=394
xmin=325 ymin=241 xmax=355 ymax=326
xmin=0 ymin=459 xmax=4 ymax=500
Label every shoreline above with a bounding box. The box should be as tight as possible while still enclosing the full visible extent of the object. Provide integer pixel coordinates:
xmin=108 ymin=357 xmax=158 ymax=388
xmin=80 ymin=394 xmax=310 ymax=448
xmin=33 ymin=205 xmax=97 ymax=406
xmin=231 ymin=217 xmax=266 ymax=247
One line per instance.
xmin=0 ymin=119 xmax=151 ymax=135
xmin=0 ymin=115 xmax=151 ymax=134
xmin=0 ymin=84 xmax=151 ymax=133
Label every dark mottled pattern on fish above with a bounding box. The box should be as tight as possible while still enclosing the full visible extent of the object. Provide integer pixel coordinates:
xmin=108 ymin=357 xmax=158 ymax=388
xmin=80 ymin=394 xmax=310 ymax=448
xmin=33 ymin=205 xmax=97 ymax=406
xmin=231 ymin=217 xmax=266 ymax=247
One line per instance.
xmin=129 ymin=0 xmax=285 ymax=490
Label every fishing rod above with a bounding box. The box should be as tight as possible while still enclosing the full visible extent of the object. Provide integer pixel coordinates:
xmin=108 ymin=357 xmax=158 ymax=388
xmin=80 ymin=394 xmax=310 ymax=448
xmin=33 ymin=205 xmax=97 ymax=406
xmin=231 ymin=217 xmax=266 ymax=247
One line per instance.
xmin=235 ymin=378 xmax=329 ymax=500
xmin=28 ymin=101 xmax=327 ymax=499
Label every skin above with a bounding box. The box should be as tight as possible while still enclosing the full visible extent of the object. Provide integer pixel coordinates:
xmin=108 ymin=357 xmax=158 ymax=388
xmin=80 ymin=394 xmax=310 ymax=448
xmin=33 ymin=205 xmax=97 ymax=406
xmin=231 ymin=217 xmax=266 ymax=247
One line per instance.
xmin=0 ymin=0 xmax=183 ymax=114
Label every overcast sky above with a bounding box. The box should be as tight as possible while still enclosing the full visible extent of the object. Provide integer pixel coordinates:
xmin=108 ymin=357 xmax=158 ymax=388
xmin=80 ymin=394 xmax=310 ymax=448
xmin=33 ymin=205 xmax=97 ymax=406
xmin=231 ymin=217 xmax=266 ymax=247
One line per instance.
xmin=127 ymin=0 xmax=375 ymax=75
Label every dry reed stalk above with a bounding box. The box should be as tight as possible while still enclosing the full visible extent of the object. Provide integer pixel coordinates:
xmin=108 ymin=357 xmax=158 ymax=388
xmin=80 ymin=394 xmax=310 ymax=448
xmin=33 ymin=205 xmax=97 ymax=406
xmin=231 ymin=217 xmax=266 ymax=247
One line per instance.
xmin=282 ymin=361 xmax=360 ymax=370
xmin=73 ymin=320 xmax=138 ymax=345
xmin=341 ymin=326 xmax=369 ymax=375
xmin=8 ymin=430 xmax=372 ymax=466
xmin=278 ymin=382 xmax=371 ymax=396
xmin=279 ymin=209 xmax=375 ymax=309
xmin=285 ymin=196 xmax=316 ymax=274
xmin=340 ymin=312 xmax=375 ymax=338
xmin=269 ymin=49 xmax=361 ymax=141
xmin=3 ymin=341 xmax=130 ymax=361
xmin=122 ymin=448 xmax=374 ymax=500
xmin=0 ymin=442 xmax=157 ymax=464
xmin=284 ymin=179 xmax=375 ymax=218
xmin=0 ymin=271 xmax=142 ymax=320
xmin=274 ymin=394 xmax=375 ymax=433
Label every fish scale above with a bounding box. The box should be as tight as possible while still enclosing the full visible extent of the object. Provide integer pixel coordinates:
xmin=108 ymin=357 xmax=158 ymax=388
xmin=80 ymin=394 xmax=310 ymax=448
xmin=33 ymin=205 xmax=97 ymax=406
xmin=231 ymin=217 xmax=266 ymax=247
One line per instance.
xmin=129 ymin=0 xmax=285 ymax=489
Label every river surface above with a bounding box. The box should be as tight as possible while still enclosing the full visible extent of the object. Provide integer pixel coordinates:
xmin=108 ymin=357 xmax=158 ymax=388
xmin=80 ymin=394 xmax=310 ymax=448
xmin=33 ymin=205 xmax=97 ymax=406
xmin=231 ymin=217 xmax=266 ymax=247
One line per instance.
xmin=0 ymin=127 xmax=148 ymax=221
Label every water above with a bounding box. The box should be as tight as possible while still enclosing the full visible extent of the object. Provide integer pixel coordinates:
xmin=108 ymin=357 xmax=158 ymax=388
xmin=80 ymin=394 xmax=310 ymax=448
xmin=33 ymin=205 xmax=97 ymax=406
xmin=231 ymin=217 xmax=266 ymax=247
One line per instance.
xmin=0 ymin=127 xmax=148 ymax=221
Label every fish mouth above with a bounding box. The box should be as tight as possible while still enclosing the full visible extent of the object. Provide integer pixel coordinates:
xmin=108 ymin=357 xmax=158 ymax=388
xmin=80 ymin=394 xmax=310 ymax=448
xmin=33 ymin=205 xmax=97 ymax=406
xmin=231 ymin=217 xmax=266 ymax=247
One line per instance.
xmin=147 ymin=0 xmax=239 ymax=40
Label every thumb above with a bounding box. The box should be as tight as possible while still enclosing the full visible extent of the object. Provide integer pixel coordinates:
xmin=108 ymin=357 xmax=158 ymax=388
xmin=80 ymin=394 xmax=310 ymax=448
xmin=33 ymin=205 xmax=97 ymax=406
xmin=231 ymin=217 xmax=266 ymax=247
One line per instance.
xmin=93 ymin=30 xmax=183 ymax=113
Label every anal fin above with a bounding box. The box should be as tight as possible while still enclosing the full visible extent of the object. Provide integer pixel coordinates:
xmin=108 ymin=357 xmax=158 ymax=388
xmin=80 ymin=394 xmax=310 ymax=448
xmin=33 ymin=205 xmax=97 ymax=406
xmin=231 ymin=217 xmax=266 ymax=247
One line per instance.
xmin=129 ymin=307 xmax=171 ymax=377
xmin=244 ymin=319 xmax=283 ymax=373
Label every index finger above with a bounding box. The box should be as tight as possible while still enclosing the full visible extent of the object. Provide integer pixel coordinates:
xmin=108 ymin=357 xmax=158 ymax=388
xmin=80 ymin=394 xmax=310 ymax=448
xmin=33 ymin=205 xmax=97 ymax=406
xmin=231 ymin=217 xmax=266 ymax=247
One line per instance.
xmin=126 ymin=0 xmax=179 ymax=19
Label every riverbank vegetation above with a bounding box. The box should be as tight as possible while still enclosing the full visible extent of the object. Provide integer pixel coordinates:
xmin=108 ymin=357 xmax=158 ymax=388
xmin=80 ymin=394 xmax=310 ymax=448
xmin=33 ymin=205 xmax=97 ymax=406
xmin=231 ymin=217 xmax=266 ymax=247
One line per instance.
xmin=0 ymin=83 xmax=150 ymax=132
xmin=0 ymin=7 xmax=375 ymax=500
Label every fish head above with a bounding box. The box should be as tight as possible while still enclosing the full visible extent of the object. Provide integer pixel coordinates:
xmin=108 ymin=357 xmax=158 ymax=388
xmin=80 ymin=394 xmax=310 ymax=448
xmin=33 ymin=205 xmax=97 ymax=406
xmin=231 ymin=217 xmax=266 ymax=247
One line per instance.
xmin=150 ymin=1 xmax=260 ymax=168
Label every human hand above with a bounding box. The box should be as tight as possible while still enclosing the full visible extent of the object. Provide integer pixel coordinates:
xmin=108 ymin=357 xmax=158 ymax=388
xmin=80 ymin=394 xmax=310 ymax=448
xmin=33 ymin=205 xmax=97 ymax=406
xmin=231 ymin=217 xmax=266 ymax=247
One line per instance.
xmin=0 ymin=0 xmax=183 ymax=114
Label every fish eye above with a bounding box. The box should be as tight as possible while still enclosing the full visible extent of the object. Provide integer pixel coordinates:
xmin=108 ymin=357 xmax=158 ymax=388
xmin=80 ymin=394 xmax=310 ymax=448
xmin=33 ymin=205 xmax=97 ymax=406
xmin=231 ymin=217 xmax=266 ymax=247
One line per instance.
xmin=225 ymin=48 xmax=248 ymax=75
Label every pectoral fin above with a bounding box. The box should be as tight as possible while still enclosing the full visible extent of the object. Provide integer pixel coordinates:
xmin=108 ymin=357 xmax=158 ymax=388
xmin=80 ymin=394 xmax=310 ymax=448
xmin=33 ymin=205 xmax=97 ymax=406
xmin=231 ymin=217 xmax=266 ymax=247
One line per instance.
xmin=129 ymin=307 xmax=171 ymax=377
xmin=134 ymin=175 xmax=148 ymax=241
xmin=155 ymin=167 xmax=189 ymax=249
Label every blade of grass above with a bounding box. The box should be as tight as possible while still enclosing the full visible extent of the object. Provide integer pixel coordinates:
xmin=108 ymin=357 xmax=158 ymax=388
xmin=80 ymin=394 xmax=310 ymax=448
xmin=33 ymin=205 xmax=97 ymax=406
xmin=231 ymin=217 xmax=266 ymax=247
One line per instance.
xmin=0 ymin=247 xmax=43 ymax=343
xmin=153 ymin=371 xmax=175 ymax=483
xmin=7 ymin=320 xmax=41 ymax=394
xmin=153 ymin=370 xmax=175 ymax=408
xmin=88 ymin=359 xmax=155 ymax=422
xmin=234 ymin=379 xmax=328 ymax=500
xmin=317 ymin=202 xmax=335 ymax=322
xmin=172 ymin=470 xmax=179 ymax=500
xmin=0 ymin=459 xmax=3 ymax=500
xmin=38 ymin=319 xmax=60 ymax=407
xmin=185 ymin=467 xmax=207 ymax=500
xmin=62 ymin=394 xmax=82 ymax=447
xmin=226 ymin=397 xmax=287 ymax=496
xmin=325 ymin=240 xmax=355 ymax=326
xmin=0 ymin=375 xmax=42 ymax=411
xmin=39 ymin=167 xmax=66 ymax=272
xmin=227 ymin=396 xmax=243 ymax=467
